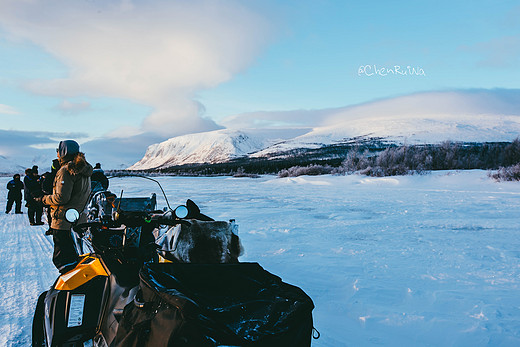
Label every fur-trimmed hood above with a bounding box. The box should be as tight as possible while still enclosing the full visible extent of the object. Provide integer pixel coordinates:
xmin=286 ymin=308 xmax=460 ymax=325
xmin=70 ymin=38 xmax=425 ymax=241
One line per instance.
xmin=60 ymin=152 xmax=93 ymax=177
xmin=44 ymin=152 xmax=93 ymax=230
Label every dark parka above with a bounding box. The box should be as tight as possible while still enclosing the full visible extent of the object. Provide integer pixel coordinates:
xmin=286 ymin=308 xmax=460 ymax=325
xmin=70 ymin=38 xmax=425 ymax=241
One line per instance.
xmin=42 ymin=153 xmax=93 ymax=230
xmin=24 ymin=174 xmax=42 ymax=202
xmin=7 ymin=176 xmax=24 ymax=200
xmin=91 ymin=168 xmax=109 ymax=192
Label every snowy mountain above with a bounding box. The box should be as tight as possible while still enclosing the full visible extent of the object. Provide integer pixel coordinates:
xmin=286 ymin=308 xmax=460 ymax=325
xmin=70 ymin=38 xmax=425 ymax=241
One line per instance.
xmin=0 ymin=151 xmax=55 ymax=176
xmin=0 ymin=155 xmax=28 ymax=175
xmin=252 ymin=113 xmax=520 ymax=157
xmin=128 ymin=128 xmax=310 ymax=170
xmin=130 ymin=112 xmax=520 ymax=170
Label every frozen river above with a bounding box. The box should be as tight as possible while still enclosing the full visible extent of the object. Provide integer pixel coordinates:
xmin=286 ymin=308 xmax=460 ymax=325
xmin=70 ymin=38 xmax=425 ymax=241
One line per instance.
xmin=1 ymin=170 xmax=520 ymax=346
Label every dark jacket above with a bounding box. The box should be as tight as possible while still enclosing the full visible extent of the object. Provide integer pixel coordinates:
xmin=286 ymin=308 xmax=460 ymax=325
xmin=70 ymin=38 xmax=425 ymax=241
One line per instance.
xmin=91 ymin=168 xmax=109 ymax=191
xmin=7 ymin=178 xmax=24 ymax=199
xmin=24 ymin=175 xmax=43 ymax=202
xmin=43 ymin=153 xmax=93 ymax=230
xmin=40 ymin=169 xmax=58 ymax=195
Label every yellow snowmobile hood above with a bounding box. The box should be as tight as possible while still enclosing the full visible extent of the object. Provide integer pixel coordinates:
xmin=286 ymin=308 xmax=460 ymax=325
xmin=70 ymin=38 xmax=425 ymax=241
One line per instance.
xmin=55 ymin=255 xmax=110 ymax=291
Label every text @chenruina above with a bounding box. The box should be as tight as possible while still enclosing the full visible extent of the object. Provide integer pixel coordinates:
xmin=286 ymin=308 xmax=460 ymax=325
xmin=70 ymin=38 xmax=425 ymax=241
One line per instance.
xmin=358 ymin=65 xmax=426 ymax=77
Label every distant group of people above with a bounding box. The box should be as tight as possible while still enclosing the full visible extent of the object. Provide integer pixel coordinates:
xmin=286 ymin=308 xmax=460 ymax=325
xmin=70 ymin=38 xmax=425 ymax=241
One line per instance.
xmin=5 ymin=164 xmax=47 ymax=224
xmin=4 ymin=140 xmax=109 ymax=273
xmin=5 ymin=160 xmax=63 ymax=228
xmin=23 ymin=164 xmax=54 ymax=227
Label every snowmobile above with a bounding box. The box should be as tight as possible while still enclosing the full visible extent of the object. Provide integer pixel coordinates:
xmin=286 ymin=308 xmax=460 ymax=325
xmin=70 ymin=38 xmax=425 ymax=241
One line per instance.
xmin=32 ymin=176 xmax=317 ymax=347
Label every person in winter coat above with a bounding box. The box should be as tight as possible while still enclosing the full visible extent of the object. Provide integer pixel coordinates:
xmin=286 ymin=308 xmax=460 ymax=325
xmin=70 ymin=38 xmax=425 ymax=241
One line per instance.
xmin=24 ymin=168 xmax=44 ymax=225
xmin=5 ymin=173 xmax=24 ymax=214
xmin=38 ymin=140 xmax=93 ymax=273
xmin=40 ymin=159 xmax=60 ymax=195
xmin=40 ymin=159 xmax=61 ymax=234
xmin=91 ymin=162 xmax=109 ymax=193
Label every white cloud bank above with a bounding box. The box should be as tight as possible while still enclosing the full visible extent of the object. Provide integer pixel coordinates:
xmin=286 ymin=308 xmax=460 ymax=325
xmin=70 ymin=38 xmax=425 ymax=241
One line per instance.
xmin=0 ymin=0 xmax=271 ymax=136
xmin=54 ymin=100 xmax=92 ymax=115
xmin=0 ymin=104 xmax=19 ymax=115
xmin=222 ymin=89 xmax=520 ymax=129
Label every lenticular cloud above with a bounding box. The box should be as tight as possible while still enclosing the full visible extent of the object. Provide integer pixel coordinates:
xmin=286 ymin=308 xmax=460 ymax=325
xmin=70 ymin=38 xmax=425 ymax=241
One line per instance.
xmin=0 ymin=0 xmax=271 ymax=136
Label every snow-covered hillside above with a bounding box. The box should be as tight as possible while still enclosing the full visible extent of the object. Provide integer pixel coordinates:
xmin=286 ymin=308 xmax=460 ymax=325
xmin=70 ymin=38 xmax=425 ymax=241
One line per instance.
xmin=0 ymin=156 xmax=29 ymax=175
xmin=128 ymin=128 xmax=309 ymax=170
xmin=131 ymin=113 xmax=520 ymax=170
xmin=253 ymin=113 xmax=520 ymax=157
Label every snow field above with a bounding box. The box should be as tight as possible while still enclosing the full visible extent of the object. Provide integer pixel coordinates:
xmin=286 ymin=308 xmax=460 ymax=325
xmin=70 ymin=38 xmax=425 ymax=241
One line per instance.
xmin=0 ymin=208 xmax=57 ymax=346
xmin=1 ymin=170 xmax=520 ymax=346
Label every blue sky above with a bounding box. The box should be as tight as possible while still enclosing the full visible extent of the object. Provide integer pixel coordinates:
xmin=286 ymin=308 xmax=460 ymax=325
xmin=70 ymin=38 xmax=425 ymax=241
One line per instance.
xmin=0 ymin=0 xmax=519 ymax=168
xmin=199 ymin=0 xmax=520 ymax=120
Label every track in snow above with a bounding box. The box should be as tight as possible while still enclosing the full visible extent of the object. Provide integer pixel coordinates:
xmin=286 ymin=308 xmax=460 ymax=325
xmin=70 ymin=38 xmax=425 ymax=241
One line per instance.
xmin=0 ymin=200 xmax=57 ymax=347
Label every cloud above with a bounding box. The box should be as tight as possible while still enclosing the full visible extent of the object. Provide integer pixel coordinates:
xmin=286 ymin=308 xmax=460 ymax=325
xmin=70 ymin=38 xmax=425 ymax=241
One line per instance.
xmin=0 ymin=129 xmax=88 ymax=173
xmin=0 ymin=0 xmax=271 ymax=136
xmin=221 ymin=109 xmax=335 ymax=129
xmin=82 ymin=132 xmax=170 ymax=169
xmin=323 ymin=89 xmax=520 ymax=125
xmin=221 ymin=89 xmax=520 ymax=129
xmin=0 ymin=129 xmax=86 ymax=150
xmin=0 ymin=128 xmax=148 ymax=172
xmin=54 ymin=100 xmax=92 ymax=115
xmin=0 ymin=104 xmax=20 ymax=115
xmin=324 ymin=89 xmax=520 ymax=125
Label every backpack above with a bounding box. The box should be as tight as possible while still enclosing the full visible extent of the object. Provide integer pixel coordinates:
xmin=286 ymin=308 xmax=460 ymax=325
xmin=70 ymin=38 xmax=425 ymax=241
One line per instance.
xmin=113 ymin=262 xmax=316 ymax=346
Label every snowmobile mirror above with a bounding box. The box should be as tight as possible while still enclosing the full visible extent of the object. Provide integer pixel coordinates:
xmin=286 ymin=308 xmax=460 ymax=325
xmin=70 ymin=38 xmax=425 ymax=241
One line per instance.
xmin=65 ymin=209 xmax=80 ymax=223
xmin=174 ymin=205 xmax=189 ymax=219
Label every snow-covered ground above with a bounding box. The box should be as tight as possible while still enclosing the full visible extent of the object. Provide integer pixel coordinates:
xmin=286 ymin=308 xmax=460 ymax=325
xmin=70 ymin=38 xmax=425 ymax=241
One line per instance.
xmin=1 ymin=170 xmax=520 ymax=346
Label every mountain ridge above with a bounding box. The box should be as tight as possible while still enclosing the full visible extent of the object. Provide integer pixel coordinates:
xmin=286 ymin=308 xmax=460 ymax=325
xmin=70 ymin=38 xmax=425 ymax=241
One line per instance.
xmin=130 ymin=113 xmax=520 ymax=170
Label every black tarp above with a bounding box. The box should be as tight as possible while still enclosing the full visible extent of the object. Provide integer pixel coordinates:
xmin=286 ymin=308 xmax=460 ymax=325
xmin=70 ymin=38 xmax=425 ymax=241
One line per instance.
xmin=114 ymin=262 xmax=315 ymax=346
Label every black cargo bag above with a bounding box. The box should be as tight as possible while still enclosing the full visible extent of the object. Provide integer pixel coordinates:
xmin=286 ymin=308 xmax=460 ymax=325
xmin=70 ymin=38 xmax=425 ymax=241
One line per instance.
xmin=113 ymin=262 xmax=316 ymax=346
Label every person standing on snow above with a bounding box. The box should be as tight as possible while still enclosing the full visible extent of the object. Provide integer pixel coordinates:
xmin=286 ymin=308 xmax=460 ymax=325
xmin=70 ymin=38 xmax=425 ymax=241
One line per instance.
xmin=24 ymin=167 xmax=44 ymax=225
xmin=5 ymin=173 xmax=24 ymax=214
xmin=40 ymin=159 xmax=61 ymax=235
xmin=36 ymin=140 xmax=93 ymax=273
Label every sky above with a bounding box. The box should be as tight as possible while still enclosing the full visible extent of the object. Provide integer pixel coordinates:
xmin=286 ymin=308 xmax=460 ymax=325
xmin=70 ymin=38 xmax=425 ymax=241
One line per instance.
xmin=0 ymin=0 xmax=519 ymax=169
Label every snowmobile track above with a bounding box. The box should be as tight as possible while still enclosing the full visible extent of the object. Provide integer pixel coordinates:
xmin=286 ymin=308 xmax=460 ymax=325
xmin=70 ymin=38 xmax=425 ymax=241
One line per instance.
xmin=0 ymin=211 xmax=57 ymax=347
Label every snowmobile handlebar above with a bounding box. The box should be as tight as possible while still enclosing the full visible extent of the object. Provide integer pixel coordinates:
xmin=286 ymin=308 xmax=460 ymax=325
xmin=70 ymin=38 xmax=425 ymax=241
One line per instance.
xmin=69 ymin=205 xmax=190 ymax=235
xmin=72 ymin=214 xmax=188 ymax=235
